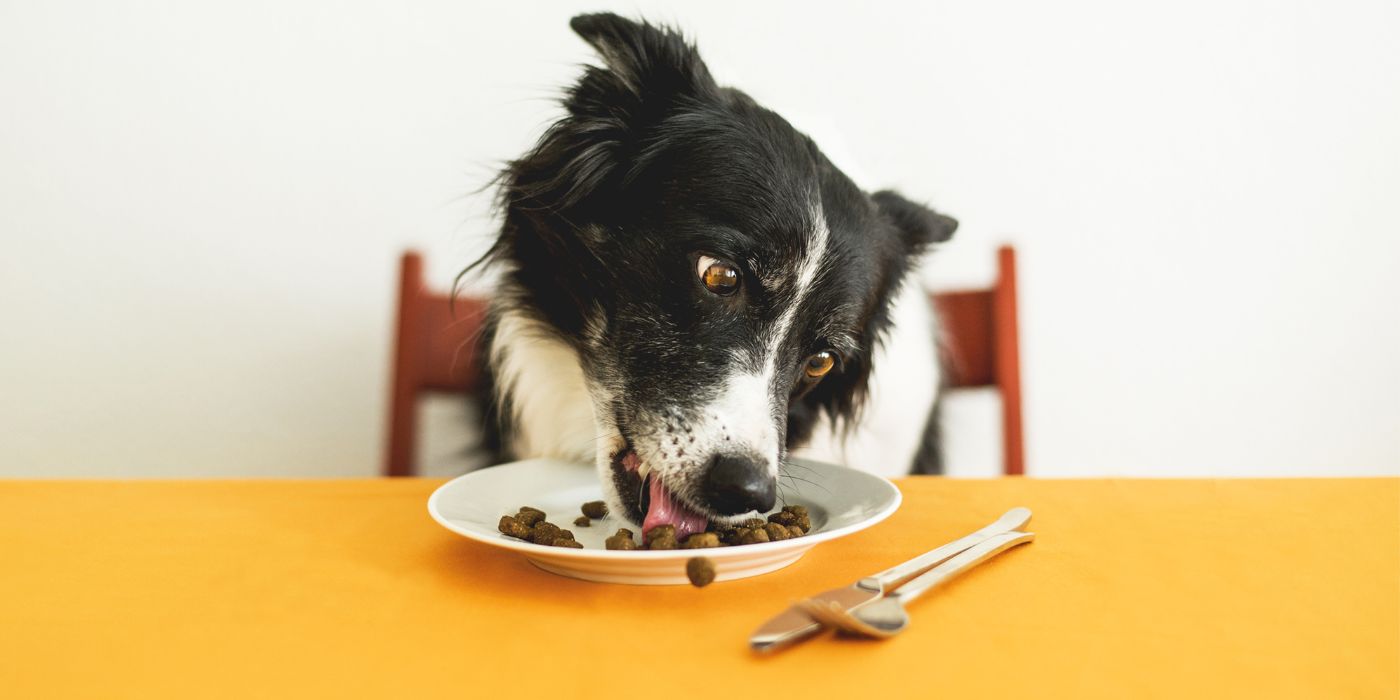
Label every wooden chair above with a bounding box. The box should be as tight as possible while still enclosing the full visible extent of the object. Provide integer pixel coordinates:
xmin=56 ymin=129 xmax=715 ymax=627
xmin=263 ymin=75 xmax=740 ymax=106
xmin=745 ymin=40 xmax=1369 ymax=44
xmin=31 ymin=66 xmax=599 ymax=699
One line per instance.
xmin=384 ymin=246 xmax=1024 ymax=476
xmin=932 ymin=246 xmax=1025 ymax=475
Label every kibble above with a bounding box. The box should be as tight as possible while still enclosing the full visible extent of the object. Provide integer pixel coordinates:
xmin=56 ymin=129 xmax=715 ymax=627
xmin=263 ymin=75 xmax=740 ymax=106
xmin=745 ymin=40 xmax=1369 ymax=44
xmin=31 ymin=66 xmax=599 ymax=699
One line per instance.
xmin=528 ymin=521 xmax=563 ymax=545
xmin=644 ymin=524 xmax=678 ymax=550
xmin=607 ymin=532 xmax=641 ymax=548
xmin=581 ymin=501 xmax=609 ymax=519
xmin=737 ymin=527 xmax=770 ymax=545
xmin=498 ymin=515 xmax=532 ymax=539
xmin=605 ymin=529 xmax=638 ymax=550
xmin=504 ymin=503 xmax=811 ymax=551
xmin=782 ymin=505 xmax=811 ymax=532
xmin=682 ymin=532 xmax=721 ymax=549
xmin=515 ymin=507 xmax=546 ymax=527
xmin=686 ymin=557 xmax=716 ymax=587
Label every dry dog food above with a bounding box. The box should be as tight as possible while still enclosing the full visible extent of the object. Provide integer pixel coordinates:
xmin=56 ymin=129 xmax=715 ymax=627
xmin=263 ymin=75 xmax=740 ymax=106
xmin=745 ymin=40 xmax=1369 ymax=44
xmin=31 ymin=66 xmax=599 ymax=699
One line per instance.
xmin=499 ymin=503 xmax=812 ymax=554
xmin=686 ymin=557 xmax=716 ymax=587
xmin=644 ymin=524 xmax=678 ymax=550
xmin=496 ymin=506 xmax=579 ymax=548
xmin=605 ymin=528 xmax=638 ymax=550
xmin=682 ymin=532 xmax=721 ymax=549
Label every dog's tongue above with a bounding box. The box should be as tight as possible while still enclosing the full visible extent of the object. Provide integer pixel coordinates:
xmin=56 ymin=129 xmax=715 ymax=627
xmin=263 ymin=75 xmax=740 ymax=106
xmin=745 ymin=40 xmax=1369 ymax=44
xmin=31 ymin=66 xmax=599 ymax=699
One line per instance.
xmin=642 ymin=475 xmax=708 ymax=541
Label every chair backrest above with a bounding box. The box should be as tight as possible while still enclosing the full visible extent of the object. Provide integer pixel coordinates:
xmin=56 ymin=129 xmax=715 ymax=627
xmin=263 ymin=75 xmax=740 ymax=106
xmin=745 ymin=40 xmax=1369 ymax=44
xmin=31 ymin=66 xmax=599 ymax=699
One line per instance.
xmin=932 ymin=246 xmax=1024 ymax=475
xmin=384 ymin=253 xmax=486 ymax=476
xmin=384 ymin=246 xmax=1024 ymax=476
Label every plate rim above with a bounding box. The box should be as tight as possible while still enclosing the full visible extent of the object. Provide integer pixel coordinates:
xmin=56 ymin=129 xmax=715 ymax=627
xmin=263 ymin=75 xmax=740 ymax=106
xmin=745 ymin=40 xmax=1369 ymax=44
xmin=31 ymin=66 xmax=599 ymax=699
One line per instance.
xmin=426 ymin=456 xmax=902 ymax=560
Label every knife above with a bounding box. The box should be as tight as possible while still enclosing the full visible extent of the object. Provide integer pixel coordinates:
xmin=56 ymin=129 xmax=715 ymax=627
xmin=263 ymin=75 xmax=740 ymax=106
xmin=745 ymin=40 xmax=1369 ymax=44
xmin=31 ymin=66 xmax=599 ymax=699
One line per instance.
xmin=748 ymin=506 xmax=1032 ymax=653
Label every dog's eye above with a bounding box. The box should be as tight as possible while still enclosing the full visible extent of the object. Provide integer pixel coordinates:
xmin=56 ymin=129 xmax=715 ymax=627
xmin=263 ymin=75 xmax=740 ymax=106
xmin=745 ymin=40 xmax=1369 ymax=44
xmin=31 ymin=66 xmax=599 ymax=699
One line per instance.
xmin=697 ymin=255 xmax=740 ymax=296
xmin=804 ymin=352 xmax=836 ymax=379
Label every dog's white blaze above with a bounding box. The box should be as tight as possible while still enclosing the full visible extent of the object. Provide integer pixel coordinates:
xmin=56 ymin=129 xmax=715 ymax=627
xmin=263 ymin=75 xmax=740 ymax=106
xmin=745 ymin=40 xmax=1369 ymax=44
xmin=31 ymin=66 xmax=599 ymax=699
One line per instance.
xmin=490 ymin=310 xmax=597 ymax=462
xmin=698 ymin=203 xmax=832 ymax=471
xmin=759 ymin=204 xmax=831 ymax=379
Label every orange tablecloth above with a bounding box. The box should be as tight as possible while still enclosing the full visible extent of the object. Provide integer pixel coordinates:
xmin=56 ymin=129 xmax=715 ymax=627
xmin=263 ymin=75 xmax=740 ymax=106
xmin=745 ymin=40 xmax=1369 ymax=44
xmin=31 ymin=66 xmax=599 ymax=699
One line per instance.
xmin=1 ymin=477 xmax=1396 ymax=698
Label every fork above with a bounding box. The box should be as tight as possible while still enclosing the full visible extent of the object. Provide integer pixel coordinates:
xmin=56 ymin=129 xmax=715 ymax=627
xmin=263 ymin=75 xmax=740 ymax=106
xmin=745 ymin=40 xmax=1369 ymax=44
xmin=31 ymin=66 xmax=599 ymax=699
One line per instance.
xmin=798 ymin=530 xmax=1035 ymax=638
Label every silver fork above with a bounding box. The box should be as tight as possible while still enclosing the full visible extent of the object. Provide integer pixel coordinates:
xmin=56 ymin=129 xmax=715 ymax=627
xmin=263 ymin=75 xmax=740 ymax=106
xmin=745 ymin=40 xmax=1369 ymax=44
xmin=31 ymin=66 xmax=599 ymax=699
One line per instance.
xmin=798 ymin=530 xmax=1035 ymax=638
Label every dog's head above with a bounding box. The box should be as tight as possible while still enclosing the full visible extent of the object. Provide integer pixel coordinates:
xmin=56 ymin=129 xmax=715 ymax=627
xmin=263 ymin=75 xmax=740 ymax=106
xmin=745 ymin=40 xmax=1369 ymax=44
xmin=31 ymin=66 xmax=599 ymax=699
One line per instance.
xmin=488 ymin=14 xmax=955 ymax=536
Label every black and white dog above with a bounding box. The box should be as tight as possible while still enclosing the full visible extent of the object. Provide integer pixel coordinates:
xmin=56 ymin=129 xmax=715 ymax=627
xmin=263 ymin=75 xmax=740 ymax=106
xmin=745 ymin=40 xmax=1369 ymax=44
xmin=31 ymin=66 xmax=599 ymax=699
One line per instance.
xmin=475 ymin=13 xmax=956 ymax=539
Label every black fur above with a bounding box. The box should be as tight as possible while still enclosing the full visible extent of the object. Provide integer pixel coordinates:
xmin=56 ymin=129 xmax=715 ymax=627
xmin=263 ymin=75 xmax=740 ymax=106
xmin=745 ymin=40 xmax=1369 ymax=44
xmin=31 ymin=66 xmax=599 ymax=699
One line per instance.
xmin=473 ymin=13 xmax=955 ymax=505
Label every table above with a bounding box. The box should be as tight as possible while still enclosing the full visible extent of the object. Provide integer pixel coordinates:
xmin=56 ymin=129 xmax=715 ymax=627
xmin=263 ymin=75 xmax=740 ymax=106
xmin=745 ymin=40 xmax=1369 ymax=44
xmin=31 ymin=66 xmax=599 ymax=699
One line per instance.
xmin=2 ymin=477 xmax=1396 ymax=698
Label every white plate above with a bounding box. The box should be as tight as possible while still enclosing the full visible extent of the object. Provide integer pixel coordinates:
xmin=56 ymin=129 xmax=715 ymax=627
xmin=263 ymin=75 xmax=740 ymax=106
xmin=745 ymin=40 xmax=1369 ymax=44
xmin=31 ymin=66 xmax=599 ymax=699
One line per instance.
xmin=427 ymin=457 xmax=901 ymax=585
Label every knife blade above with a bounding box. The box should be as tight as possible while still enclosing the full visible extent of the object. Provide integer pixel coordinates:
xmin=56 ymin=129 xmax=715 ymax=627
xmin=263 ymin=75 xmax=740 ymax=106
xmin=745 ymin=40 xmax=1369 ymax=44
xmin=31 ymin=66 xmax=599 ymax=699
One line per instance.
xmin=748 ymin=506 xmax=1032 ymax=653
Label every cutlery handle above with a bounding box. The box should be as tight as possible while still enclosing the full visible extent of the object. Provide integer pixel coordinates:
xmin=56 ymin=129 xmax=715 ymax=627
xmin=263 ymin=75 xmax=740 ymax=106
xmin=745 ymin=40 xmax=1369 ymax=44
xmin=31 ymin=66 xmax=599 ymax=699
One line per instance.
xmin=891 ymin=530 xmax=1035 ymax=604
xmin=868 ymin=507 xmax=1032 ymax=590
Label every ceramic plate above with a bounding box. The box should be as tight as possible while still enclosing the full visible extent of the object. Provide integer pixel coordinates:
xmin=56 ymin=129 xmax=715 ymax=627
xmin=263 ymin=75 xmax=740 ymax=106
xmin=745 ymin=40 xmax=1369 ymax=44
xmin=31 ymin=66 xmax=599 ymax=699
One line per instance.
xmin=428 ymin=457 xmax=901 ymax=585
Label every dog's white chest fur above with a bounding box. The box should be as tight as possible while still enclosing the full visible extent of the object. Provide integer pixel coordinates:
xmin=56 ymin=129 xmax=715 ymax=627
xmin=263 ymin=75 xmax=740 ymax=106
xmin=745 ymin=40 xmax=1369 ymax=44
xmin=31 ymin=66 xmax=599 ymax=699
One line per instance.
xmin=489 ymin=311 xmax=598 ymax=463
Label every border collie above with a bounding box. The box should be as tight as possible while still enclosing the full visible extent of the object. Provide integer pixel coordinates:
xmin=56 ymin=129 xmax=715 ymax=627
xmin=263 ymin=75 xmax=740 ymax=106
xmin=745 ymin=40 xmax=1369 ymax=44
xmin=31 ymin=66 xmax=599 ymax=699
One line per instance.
xmin=473 ymin=13 xmax=956 ymax=540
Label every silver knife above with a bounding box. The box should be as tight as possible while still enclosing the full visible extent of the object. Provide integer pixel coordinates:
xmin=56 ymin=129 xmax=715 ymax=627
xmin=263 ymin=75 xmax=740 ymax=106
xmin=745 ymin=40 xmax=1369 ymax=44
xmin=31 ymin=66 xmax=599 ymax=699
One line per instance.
xmin=748 ymin=506 xmax=1032 ymax=653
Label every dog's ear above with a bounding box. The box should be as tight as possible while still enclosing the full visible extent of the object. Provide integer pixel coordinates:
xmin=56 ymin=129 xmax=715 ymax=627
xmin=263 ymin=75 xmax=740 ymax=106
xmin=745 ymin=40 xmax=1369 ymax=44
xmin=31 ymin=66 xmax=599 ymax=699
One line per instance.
xmin=569 ymin=13 xmax=719 ymax=107
xmin=871 ymin=190 xmax=958 ymax=252
xmin=500 ymin=14 xmax=719 ymax=217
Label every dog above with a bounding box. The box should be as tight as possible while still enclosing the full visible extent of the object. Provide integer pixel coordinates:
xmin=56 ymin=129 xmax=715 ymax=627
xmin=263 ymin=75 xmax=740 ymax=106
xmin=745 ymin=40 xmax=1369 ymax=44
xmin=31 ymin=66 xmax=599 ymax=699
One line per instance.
xmin=472 ymin=13 xmax=957 ymax=539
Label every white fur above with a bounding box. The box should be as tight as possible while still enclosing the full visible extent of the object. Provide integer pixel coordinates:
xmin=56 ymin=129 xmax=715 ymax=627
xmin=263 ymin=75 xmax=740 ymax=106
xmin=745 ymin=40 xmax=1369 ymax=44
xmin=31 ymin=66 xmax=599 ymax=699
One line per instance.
xmin=760 ymin=203 xmax=830 ymax=379
xmin=490 ymin=309 xmax=599 ymax=462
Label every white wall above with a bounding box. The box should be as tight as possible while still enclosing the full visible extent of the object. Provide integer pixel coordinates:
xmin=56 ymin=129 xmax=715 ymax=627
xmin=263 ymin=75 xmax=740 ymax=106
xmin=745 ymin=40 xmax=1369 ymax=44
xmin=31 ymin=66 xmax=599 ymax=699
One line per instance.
xmin=2 ymin=0 xmax=1396 ymax=478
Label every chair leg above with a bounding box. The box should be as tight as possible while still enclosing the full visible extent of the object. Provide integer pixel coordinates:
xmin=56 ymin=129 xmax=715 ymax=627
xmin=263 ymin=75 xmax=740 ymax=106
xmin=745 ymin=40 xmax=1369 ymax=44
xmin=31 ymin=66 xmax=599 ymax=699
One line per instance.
xmin=385 ymin=252 xmax=424 ymax=476
xmin=995 ymin=246 xmax=1025 ymax=476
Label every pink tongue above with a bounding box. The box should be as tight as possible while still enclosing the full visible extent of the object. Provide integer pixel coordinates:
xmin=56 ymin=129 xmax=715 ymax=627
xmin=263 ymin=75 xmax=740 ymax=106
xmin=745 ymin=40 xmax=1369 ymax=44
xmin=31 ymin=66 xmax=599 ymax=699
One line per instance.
xmin=642 ymin=475 xmax=709 ymax=541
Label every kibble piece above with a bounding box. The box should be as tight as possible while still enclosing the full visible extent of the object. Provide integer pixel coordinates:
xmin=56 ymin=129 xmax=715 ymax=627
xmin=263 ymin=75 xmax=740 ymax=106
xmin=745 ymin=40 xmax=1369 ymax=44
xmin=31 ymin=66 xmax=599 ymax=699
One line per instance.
xmin=573 ymin=516 xmax=591 ymax=527
xmin=615 ymin=528 xmax=634 ymax=539
xmin=556 ymin=529 xmax=575 ymax=541
xmin=786 ymin=525 xmax=806 ymax=538
xmin=742 ymin=518 xmax=766 ymax=529
xmin=686 ymin=557 xmax=716 ymax=587
xmin=644 ymin=524 xmax=679 ymax=550
xmin=782 ymin=505 xmax=811 ymax=531
xmin=528 ymin=522 xmax=563 ymax=545
xmin=498 ymin=515 xmax=532 ymax=539
xmin=647 ymin=533 xmax=678 ymax=550
xmin=763 ymin=523 xmax=792 ymax=541
xmin=550 ymin=538 xmax=584 ymax=549
xmin=605 ymin=532 xmax=638 ymax=550
xmin=643 ymin=524 xmax=675 ymax=547
xmin=768 ymin=511 xmax=798 ymax=527
xmin=737 ymin=527 xmax=770 ymax=545
xmin=581 ymin=501 xmax=609 ymax=519
xmin=682 ymin=532 xmax=721 ymax=549
xmin=515 ymin=507 xmax=546 ymax=527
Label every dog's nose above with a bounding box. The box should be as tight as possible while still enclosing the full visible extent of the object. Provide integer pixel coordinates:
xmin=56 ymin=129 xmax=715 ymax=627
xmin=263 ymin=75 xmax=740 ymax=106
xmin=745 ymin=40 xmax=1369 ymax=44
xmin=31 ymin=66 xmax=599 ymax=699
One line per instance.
xmin=701 ymin=453 xmax=776 ymax=515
